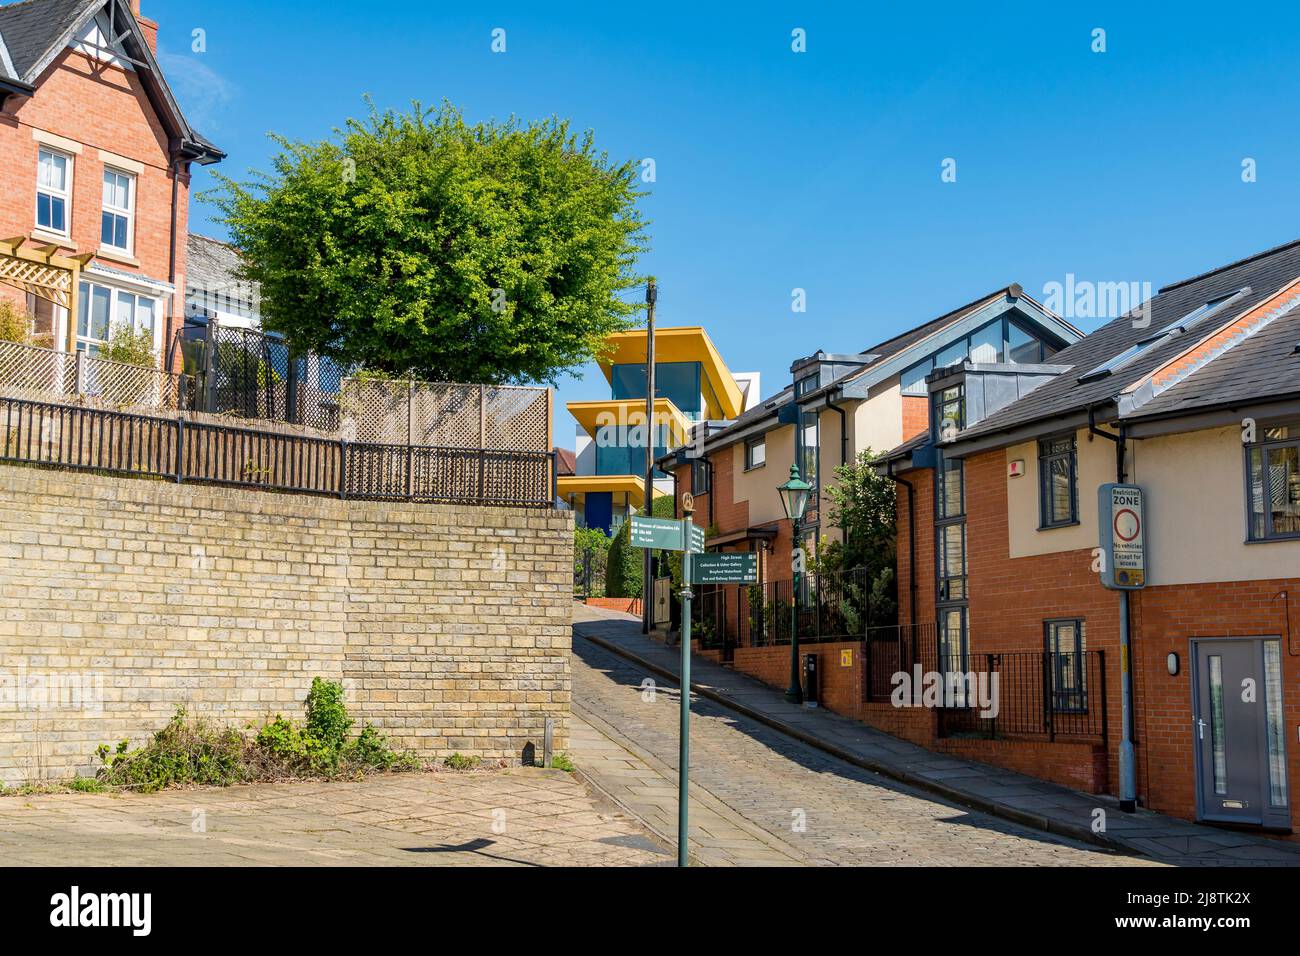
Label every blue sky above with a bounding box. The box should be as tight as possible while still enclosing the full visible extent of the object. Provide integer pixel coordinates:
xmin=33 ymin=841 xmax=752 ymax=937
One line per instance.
xmin=158 ymin=0 xmax=1300 ymax=448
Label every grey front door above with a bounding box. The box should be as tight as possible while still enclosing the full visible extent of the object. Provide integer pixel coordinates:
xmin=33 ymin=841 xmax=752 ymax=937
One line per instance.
xmin=1192 ymin=638 xmax=1290 ymax=829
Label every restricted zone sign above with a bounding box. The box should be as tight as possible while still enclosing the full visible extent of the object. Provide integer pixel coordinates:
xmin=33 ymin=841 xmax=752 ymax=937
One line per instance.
xmin=1098 ymin=483 xmax=1146 ymax=590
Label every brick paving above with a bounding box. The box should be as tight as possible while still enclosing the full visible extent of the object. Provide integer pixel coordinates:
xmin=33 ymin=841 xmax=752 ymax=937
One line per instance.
xmin=571 ymin=606 xmax=1150 ymax=866
xmin=573 ymin=602 xmax=1300 ymax=866
xmin=0 ymin=768 xmax=671 ymax=867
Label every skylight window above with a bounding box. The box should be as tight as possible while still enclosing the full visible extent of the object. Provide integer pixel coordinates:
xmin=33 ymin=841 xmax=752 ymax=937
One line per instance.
xmin=1077 ymin=288 xmax=1250 ymax=383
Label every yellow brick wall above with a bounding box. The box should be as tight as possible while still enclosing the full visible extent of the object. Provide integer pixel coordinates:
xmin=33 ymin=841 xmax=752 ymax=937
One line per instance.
xmin=0 ymin=465 xmax=573 ymax=784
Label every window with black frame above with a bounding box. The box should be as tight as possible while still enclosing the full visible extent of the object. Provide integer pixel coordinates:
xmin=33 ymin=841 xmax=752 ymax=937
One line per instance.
xmin=1246 ymin=422 xmax=1300 ymax=541
xmin=744 ymin=435 xmax=766 ymax=470
xmin=1045 ymin=618 xmax=1087 ymax=713
xmin=1038 ymin=435 xmax=1078 ymax=528
xmin=691 ymin=457 xmax=711 ymax=495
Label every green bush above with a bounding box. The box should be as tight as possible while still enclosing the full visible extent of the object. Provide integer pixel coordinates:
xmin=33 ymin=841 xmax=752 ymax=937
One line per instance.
xmin=443 ymin=753 xmax=481 ymax=771
xmin=101 ymin=325 xmax=157 ymax=369
xmin=96 ymin=708 xmax=254 ymax=793
xmin=94 ymin=681 xmax=418 ymax=791
xmin=549 ymin=752 xmax=575 ymax=772
xmin=604 ymin=519 xmax=643 ymax=598
xmin=0 ymin=300 xmax=32 ymax=345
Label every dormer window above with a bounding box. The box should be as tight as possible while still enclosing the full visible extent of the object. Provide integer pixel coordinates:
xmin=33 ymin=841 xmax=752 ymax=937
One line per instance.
xmin=794 ymin=373 xmax=819 ymax=398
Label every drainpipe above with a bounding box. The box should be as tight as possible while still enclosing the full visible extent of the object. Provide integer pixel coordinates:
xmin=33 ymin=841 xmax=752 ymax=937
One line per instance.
xmin=824 ymin=386 xmax=849 ymax=467
xmin=886 ymin=459 xmax=918 ymax=631
xmin=166 ymin=154 xmax=182 ymax=372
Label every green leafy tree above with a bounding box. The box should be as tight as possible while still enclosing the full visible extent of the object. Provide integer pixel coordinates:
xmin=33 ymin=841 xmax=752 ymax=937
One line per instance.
xmin=604 ymin=519 xmax=644 ymax=599
xmin=204 ymin=101 xmax=649 ymax=385
xmin=823 ymin=449 xmax=898 ymax=626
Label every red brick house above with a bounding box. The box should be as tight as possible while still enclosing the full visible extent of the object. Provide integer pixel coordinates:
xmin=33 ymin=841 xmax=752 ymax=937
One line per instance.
xmin=0 ymin=0 xmax=222 ymax=359
xmin=878 ymin=238 xmax=1300 ymax=834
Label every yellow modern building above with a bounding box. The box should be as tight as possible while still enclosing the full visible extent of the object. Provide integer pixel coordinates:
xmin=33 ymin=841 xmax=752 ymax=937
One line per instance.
xmin=558 ymin=326 xmax=759 ymax=534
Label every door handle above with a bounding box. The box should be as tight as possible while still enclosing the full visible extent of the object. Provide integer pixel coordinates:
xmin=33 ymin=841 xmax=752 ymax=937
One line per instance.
xmin=1196 ymin=717 xmax=1205 ymax=740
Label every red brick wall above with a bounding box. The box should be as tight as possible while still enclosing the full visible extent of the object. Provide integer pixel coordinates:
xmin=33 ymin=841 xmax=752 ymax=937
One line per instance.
xmin=902 ymin=395 xmax=929 ymax=442
xmin=0 ymin=41 xmax=192 ymax=344
xmin=936 ymin=736 xmax=1108 ymax=793
xmin=731 ymin=641 xmax=863 ymax=717
xmin=894 ymin=445 xmax=1300 ymax=832
xmin=1130 ymin=580 xmax=1300 ymax=824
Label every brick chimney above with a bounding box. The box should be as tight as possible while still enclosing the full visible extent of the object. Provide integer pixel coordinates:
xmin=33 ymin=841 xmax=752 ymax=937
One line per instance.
xmin=130 ymin=2 xmax=159 ymax=55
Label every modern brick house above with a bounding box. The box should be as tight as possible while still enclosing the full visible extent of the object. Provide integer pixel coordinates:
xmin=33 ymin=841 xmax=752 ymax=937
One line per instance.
xmin=0 ymin=0 xmax=222 ymax=359
xmin=878 ymin=238 xmax=1300 ymax=833
xmin=659 ymin=288 xmax=1079 ymax=680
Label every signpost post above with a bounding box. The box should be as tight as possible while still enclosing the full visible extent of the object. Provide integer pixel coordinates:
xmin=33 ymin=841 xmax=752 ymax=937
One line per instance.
xmin=1098 ymin=483 xmax=1147 ymax=813
xmin=628 ymin=496 xmax=759 ymax=867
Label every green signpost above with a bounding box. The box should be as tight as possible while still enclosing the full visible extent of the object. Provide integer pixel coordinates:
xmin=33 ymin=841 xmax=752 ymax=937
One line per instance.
xmin=628 ymin=509 xmax=703 ymax=867
xmin=629 ymin=515 xmax=684 ymax=551
xmin=691 ymin=551 xmax=758 ymax=585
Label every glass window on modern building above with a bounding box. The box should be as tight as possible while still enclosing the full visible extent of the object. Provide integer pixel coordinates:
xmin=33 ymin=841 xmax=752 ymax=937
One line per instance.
xmin=1038 ymin=435 xmax=1078 ymax=528
xmin=1245 ymin=421 xmax=1300 ymax=541
xmin=1045 ymin=618 xmax=1087 ymax=713
xmin=744 ymin=435 xmax=766 ymax=470
xmin=933 ymin=381 xmax=968 ymax=701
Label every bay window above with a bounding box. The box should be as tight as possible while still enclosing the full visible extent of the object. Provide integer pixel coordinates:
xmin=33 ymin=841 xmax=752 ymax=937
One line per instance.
xmin=76 ymin=280 xmax=157 ymax=358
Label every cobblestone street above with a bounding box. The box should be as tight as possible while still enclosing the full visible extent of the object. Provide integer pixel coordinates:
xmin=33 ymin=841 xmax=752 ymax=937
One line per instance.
xmin=570 ymin=627 xmax=1158 ymax=867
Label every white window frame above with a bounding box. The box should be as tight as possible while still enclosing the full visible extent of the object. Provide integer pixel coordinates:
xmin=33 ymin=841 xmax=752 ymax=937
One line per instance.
xmin=36 ymin=147 xmax=73 ymax=238
xmin=76 ymin=280 xmax=160 ymax=358
xmin=100 ymin=167 xmax=135 ymax=254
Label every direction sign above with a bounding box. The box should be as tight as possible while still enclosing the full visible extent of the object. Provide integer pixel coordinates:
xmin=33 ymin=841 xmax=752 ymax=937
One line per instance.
xmin=629 ymin=515 xmax=684 ymax=552
xmin=691 ymin=551 xmax=758 ymax=585
xmin=1098 ymin=483 xmax=1146 ymax=590
xmin=687 ymin=523 xmax=705 ymax=554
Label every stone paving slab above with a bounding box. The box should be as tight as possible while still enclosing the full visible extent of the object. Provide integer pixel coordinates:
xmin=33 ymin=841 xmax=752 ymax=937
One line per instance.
xmin=0 ymin=767 xmax=672 ymax=867
xmin=573 ymin=602 xmax=1300 ymax=867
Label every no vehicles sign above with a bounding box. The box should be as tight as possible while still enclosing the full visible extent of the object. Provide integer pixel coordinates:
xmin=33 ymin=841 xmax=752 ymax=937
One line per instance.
xmin=1099 ymin=483 xmax=1146 ymax=590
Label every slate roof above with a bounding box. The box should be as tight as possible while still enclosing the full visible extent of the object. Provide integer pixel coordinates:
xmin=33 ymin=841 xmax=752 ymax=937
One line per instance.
xmin=956 ymin=238 xmax=1300 ymax=442
xmin=0 ymin=0 xmax=223 ymax=161
xmin=694 ymin=286 xmax=1056 ymax=455
xmin=187 ymin=234 xmax=248 ymax=291
xmin=0 ymin=0 xmax=84 ymax=80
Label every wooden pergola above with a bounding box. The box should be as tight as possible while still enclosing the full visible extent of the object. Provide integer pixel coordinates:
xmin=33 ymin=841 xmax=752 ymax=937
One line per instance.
xmin=0 ymin=236 xmax=93 ymax=351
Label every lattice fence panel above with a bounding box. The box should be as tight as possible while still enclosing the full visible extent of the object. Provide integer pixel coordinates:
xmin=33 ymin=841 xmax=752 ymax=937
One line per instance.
xmin=485 ymin=386 xmax=549 ymax=452
xmin=80 ymin=354 xmax=192 ymax=412
xmin=339 ymin=377 xmax=548 ymax=451
xmin=0 ymin=338 xmax=76 ymax=400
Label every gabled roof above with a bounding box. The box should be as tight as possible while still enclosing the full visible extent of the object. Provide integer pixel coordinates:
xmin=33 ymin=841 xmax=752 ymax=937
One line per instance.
xmin=955 ymin=238 xmax=1300 ymax=444
xmin=0 ymin=0 xmax=223 ymax=163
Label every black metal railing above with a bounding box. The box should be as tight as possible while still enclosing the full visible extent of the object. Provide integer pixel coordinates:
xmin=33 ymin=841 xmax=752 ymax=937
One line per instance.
xmin=0 ymin=396 xmax=555 ymax=508
xmin=862 ymin=622 xmax=938 ymax=702
xmin=933 ymin=650 xmax=1108 ymax=742
xmin=742 ymin=566 xmax=894 ymax=648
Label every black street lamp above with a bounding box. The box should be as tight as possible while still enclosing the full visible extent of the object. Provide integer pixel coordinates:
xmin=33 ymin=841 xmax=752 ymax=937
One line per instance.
xmin=777 ymin=462 xmax=812 ymax=704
